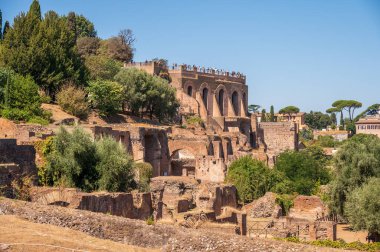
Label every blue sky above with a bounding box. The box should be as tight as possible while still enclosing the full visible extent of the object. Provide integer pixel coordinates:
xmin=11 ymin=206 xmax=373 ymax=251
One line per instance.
xmin=1 ymin=0 xmax=380 ymax=114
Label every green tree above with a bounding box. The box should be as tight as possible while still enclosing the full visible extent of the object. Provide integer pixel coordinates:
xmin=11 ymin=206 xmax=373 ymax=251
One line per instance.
xmin=269 ymin=105 xmax=275 ymax=122
xmin=330 ymin=134 xmax=380 ymax=215
xmin=2 ymin=21 xmax=9 ymax=38
xmin=1 ymin=2 xmax=87 ymax=98
xmin=46 ymin=127 xmax=99 ymax=192
xmin=248 ymin=104 xmax=260 ymax=113
xmin=87 ymin=80 xmax=124 ymax=116
xmin=345 ymin=177 xmax=380 ymax=235
xmin=95 ymin=136 xmax=134 ymax=192
xmin=67 ymin=12 xmax=97 ymax=39
xmin=331 ymin=100 xmax=362 ymax=123
xmin=305 ymin=111 xmax=332 ymax=130
xmin=275 ymin=148 xmax=330 ymax=195
xmin=85 ymin=55 xmax=121 ymax=80
xmin=226 ymin=156 xmax=285 ymax=203
xmin=279 ymin=106 xmax=300 ymax=121
xmin=261 ymin=109 xmax=267 ymax=122
xmin=0 ymin=9 xmax=3 ymax=40
xmin=56 ymin=83 xmax=89 ymax=119
xmin=146 ymin=76 xmax=179 ymax=122
xmin=355 ymin=103 xmax=380 ymax=121
xmin=0 ymin=68 xmax=48 ymax=123
xmin=115 ymin=68 xmax=152 ymax=115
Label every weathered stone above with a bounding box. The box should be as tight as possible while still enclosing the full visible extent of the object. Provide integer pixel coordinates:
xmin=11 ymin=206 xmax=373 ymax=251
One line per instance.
xmin=242 ymin=192 xmax=282 ymax=218
xmin=289 ymin=195 xmax=329 ymax=221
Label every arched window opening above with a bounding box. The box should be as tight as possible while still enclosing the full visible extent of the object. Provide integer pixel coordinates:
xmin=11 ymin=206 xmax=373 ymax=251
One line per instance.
xmin=242 ymin=93 xmax=247 ymax=113
xmin=202 ymin=88 xmax=209 ymax=109
xmin=218 ymin=89 xmax=225 ymax=115
xmin=187 ymin=86 xmax=193 ymax=97
xmin=232 ymin=91 xmax=239 ymax=116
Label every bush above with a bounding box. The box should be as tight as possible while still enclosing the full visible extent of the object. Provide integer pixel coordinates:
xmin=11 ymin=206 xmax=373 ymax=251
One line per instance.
xmin=87 ymin=80 xmax=124 ymax=116
xmin=275 ymin=148 xmax=330 ymax=195
xmin=345 ymin=178 xmax=380 ymax=234
xmin=186 ymin=115 xmax=204 ymax=127
xmin=56 ymin=84 xmax=89 ymax=119
xmin=85 ymin=55 xmax=121 ymax=80
xmin=0 ymin=70 xmax=49 ymax=123
xmin=28 ymin=116 xmax=50 ymax=125
xmin=44 ymin=127 xmax=135 ymax=192
xmin=95 ymin=137 xmax=135 ymax=192
xmin=226 ymin=156 xmax=287 ymax=203
xmin=46 ymin=127 xmax=99 ymax=192
xmin=316 ymin=135 xmax=336 ymax=148
xmin=135 ymin=162 xmax=153 ymax=192
xmin=329 ymin=134 xmax=380 ymax=215
xmin=275 ymin=194 xmax=297 ymax=215
xmin=282 ymin=237 xmax=380 ymax=251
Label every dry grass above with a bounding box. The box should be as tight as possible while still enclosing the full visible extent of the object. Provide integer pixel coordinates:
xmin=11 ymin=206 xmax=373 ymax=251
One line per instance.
xmin=0 ymin=215 xmax=158 ymax=252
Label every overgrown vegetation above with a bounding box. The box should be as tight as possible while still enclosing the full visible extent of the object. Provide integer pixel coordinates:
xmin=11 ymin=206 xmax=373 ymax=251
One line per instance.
xmin=115 ymin=68 xmax=179 ymax=121
xmin=281 ymin=237 xmax=380 ymax=251
xmin=56 ymin=83 xmax=89 ymax=119
xmin=275 ymin=147 xmax=330 ymax=195
xmin=135 ymin=162 xmax=153 ymax=192
xmin=87 ymin=80 xmax=124 ymax=116
xmin=0 ymin=68 xmax=50 ymax=124
xmin=185 ymin=115 xmax=204 ymax=127
xmin=226 ymin=156 xmax=288 ymax=203
xmin=44 ymin=127 xmax=135 ymax=192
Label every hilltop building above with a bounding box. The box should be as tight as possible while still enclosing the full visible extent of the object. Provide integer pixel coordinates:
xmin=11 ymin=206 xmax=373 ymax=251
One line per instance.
xmin=356 ymin=108 xmax=380 ymax=138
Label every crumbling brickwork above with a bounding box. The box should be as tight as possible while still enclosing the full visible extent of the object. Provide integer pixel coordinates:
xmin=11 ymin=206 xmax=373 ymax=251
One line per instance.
xmin=0 ymin=139 xmax=37 ymax=181
xmin=256 ymin=122 xmax=298 ymax=165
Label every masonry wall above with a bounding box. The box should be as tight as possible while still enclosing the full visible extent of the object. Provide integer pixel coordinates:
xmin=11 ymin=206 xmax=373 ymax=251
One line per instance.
xmin=257 ymin=122 xmax=298 ymax=165
xmin=0 ymin=139 xmax=37 ymax=179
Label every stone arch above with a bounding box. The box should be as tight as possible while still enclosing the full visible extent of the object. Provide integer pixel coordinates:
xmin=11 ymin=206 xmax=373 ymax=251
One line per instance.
xmin=169 ymin=148 xmax=196 ymax=177
xmin=214 ymin=84 xmax=228 ymax=116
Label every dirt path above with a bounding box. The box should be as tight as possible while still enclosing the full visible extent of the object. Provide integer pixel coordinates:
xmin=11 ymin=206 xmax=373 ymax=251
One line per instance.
xmin=0 ymin=215 xmax=156 ymax=252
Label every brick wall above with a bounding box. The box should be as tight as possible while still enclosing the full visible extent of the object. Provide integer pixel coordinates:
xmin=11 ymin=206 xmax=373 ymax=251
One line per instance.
xmin=257 ymin=122 xmax=298 ymax=165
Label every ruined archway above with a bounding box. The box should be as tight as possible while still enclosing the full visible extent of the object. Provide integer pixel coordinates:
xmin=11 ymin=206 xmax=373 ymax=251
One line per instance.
xmin=232 ymin=91 xmax=239 ymax=116
xmin=144 ymin=134 xmax=161 ymax=177
xmin=170 ymin=149 xmax=196 ymax=177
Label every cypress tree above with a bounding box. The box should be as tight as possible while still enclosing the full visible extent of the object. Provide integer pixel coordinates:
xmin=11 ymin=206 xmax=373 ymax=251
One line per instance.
xmin=269 ymin=105 xmax=275 ymax=122
xmin=2 ymin=21 xmax=9 ymax=38
xmin=0 ymin=9 xmax=2 ymax=40
xmin=261 ymin=109 xmax=267 ymax=122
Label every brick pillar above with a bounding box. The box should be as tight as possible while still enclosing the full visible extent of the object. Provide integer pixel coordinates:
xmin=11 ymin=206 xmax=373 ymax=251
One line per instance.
xmin=212 ymin=141 xmax=222 ymax=158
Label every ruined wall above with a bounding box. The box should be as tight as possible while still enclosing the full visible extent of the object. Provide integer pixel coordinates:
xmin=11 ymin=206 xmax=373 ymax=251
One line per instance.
xmin=30 ymin=187 xmax=153 ymax=220
xmin=313 ymin=130 xmax=348 ymax=142
xmin=150 ymin=177 xmax=238 ymax=220
xmin=92 ymin=125 xmax=170 ymax=177
xmin=0 ymin=139 xmax=37 ymax=180
xmin=257 ymin=122 xmax=298 ymax=165
xmin=0 ymin=118 xmax=53 ymax=143
xmin=289 ymin=195 xmax=329 ymax=220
